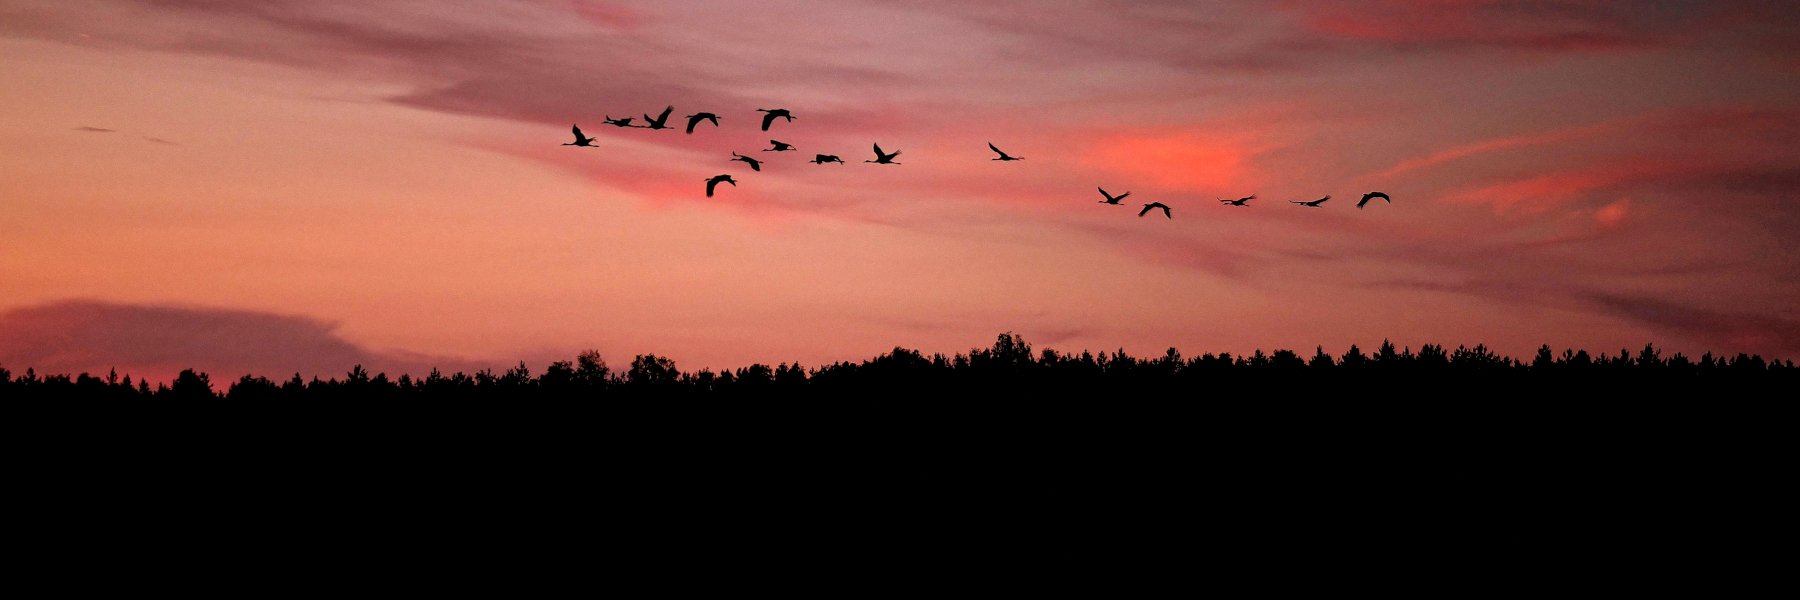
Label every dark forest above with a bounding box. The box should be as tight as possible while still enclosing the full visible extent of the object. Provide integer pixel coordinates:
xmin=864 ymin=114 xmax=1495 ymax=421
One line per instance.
xmin=3 ymin=333 xmax=1792 ymax=400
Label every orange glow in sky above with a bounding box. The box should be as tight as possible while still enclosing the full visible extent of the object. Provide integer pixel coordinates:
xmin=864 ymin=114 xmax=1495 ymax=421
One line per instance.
xmin=2 ymin=1 xmax=1798 ymax=381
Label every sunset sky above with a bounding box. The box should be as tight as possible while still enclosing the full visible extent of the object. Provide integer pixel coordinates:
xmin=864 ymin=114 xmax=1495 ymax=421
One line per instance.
xmin=3 ymin=0 xmax=1798 ymax=381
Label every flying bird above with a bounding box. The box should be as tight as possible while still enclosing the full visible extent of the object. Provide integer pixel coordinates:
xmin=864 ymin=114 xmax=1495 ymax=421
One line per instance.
xmin=811 ymin=154 xmax=845 ymax=164
xmin=1140 ymin=202 xmax=1172 ymax=219
xmin=730 ymin=152 xmax=763 ymax=172
xmin=642 ymin=106 xmax=674 ymax=130
xmin=757 ymin=108 xmax=794 ymax=131
xmin=685 ymin=112 xmax=720 ymax=134
xmin=1290 ymin=196 xmax=1330 ymax=207
xmin=603 ymin=116 xmax=639 ymax=128
xmin=1220 ymin=195 xmax=1255 ymax=206
xmin=1358 ymin=191 xmax=1392 ymax=209
xmin=988 ymin=143 xmax=1022 ymax=161
xmin=563 ymin=124 xmax=598 ymax=147
xmin=705 ymin=174 xmax=737 ymax=197
xmin=1098 ymin=188 xmax=1130 ymax=204
xmin=866 ymin=143 xmax=901 ymax=164
xmin=764 ymin=140 xmax=795 ymax=152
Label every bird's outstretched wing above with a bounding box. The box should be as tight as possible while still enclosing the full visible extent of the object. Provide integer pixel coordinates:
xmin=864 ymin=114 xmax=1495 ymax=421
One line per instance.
xmin=762 ymin=112 xmax=777 ymax=131
xmin=572 ymin=124 xmax=584 ymax=138
xmin=1357 ymin=196 xmax=1370 ymax=208
xmin=686 ymin=115 xmax=700 ymax=134
xmin=706 ymin=179 xmax=718 ymax=197
xmin=1138 ymin=204 xmax=1153 ymax=217
xmin=1159 ymin=205 xmax=1171 ymax=219
xmin=989 ymin=142 xmax=1006 ymax=158
xmin=653 ymin=106 xmax=672 ymax=124
xmin=872 ymin=143 xmax=884 ymax=157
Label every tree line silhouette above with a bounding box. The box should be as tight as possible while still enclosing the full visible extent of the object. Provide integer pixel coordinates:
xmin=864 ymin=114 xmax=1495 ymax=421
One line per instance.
xmin=2 ymin=333 xmax=1792 ymax=400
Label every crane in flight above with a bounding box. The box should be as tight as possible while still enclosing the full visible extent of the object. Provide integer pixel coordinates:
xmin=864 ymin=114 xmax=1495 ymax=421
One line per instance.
xmin=866 ymin=143 xmax=901 ymax=164
xmin=757 ymin=109 xmax=794 ymax=131
xmin=764 ymin=140 xmax=795 ymax=152
xmin=1290 ymin=196 xmax=1329 ymax=207
xmin=1098 ymin=188 xmax=1130 ymax=204
xmin=642 ymin=106 xmax=674 ymax=130
xmin=1220 ymin=195 xmax=1255 ymax=206
xmin=1140 ymin=202 xmax=1172 ymax=219
xmin=1358 ymin=191 xmax=1392 ymax=209
xmin=988 ymin=143 xmax=1022 ymax=161
xmin=685 ymin=112 xmax=720 ymax=134
xmin=810 ymin=154 xmax=845 ymax=164
xmin=603 ymin=115 xmax=640 ymax=128
xmin=705 ymin=174 xmax=737 ymax=197
xmin=730 ymin=152 xmax=763 ymax=172
xmin=563 ymin=124 xmax=598 ymax=147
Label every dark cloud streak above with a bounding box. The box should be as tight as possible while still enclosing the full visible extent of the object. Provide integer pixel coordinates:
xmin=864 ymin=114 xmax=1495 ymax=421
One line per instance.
xmin=0 ymin=300 xmax=488 ymax=382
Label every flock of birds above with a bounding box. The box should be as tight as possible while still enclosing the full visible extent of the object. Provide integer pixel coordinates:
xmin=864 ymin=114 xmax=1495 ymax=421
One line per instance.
xmin=564 ymin=107 xmax=1394 ymax=217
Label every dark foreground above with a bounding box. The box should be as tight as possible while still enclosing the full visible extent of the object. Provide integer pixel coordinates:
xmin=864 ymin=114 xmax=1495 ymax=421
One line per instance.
xmin=7 ymin=334 xmax=1787 ymax=557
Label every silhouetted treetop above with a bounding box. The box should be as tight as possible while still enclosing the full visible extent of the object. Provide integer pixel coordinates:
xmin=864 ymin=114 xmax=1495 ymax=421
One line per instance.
xmin=2 ymin=334 xmax=1792 ymax=401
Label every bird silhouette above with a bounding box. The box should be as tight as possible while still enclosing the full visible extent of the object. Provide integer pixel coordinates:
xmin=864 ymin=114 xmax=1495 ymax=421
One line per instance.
xmin=1098 ymin=187 xmax=1130 ymax=204
xmin=563 ymin=124 xmax=598 ymax=147
xmin=731 ymin=152 xmax=763 ymax=172
xmin=1290 ymin=196 xmax=1329 ymax=207
xmin=811 ymin=154 xmax=845 ymax=164
xmin=988 ymin=143 xmax=1023 ymax=161
xmin=866 ymin=143 xmax=901 ymax=164
xmin=1220 ymin=195 xmax=1255 ymax=206
xmin=603 ymin=116 xmax=640 ymax=128
xmin=642 ymin=106 xmax=674 ymax=130
xmin=685 ymin=112 xmax=720 ymax=134
xmin=1358 ymin=191 xmax=1392 ymax=209
xmin=1140 ymin=202 xmax=1172 ymax=219
xmin=764 ymin=140 xmax=795 ymax=152
xmin=705 ymin=174 xmax=737 ymax=197
xmin=757 ymin=109 xmax=794 ymax=131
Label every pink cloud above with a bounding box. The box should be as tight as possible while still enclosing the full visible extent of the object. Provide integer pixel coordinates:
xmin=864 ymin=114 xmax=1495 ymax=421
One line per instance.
xmin=568 ymin=1 xmax=642 ymax=29
xmin=1283 ymin=0 xmax=1683 ymax=52
xmin=1371 ymin=120 xmax=1623 ymax=178
xmin=1592 ymin=197 xmax=1629 ymax=228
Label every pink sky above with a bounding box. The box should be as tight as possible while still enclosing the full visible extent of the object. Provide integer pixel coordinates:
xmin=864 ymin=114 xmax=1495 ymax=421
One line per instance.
xmin=3 ymin=0 xmax=1798 ymax=381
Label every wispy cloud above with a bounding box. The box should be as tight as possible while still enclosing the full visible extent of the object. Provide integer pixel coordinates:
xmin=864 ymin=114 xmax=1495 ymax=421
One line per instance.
xmin=1371 ymin=120 xmax=1624 ymax=179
